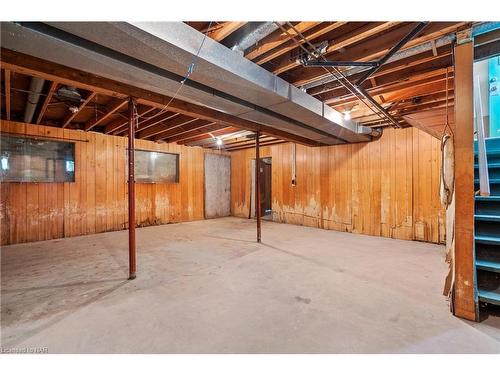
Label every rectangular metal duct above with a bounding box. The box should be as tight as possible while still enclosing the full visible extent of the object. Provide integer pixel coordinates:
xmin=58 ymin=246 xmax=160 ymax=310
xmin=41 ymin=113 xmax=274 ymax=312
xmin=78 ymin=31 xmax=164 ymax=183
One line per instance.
xmin=1 ymin=22 xmax=377 ymax=144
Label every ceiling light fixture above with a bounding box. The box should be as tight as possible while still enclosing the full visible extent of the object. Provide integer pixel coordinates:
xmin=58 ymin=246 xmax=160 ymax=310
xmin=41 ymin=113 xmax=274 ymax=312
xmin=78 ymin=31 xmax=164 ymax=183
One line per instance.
xmin=216 ymin=138 xmax=223 ymax=146
xmin=343 ymin=111 xmax=351 ymax=121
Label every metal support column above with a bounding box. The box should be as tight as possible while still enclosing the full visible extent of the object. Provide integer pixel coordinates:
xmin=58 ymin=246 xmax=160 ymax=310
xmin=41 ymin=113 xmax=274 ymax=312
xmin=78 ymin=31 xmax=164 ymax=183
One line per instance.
xmin=128 ymin=97 xmax=137 ymax=280
xmin=255 ymin=131 xmax=261 ymax=243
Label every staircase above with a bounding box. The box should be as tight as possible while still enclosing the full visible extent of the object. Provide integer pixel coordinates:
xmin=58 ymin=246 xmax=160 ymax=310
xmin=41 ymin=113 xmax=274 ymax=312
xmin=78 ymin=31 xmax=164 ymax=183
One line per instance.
xmin=474 ymin=137 xmax=500 ymax=309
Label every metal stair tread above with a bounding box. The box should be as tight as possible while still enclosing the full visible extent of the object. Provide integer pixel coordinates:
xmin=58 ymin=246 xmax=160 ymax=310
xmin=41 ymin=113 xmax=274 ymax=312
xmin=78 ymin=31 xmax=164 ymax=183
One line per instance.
xmin=477 ymin=289 xmax=500 ymax=305
xmin=474 ymin=214 xmax=500 ymax=221
xmin=476 ymin=259 xmax=500 ymax=273
xmin=475 ymin=235 xmax=500 ymax=245
xmin=474 ymin=178 xmax=500 ymax=184
xmin=474 ymin=162 xmax=500 ymax=168
xmin=475 ymin=195 xmax=500 ymax=201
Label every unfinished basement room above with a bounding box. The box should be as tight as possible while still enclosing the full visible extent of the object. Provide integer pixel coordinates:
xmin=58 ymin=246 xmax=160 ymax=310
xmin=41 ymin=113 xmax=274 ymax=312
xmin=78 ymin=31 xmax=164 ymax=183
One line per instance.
xmin=1 ymin=5 xmax=500 ymax=364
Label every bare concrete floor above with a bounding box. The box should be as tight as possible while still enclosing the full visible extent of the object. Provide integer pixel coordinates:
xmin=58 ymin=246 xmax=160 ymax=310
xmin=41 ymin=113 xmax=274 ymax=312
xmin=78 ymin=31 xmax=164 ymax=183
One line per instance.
xmin=1 ymin=217 xmax=499 ymax=353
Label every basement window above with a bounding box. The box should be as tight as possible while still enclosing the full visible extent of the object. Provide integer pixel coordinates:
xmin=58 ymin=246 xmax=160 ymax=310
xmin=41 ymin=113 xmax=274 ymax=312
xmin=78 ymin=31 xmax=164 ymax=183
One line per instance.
xmin=129 ymin=149 xmax=179 ymax=183
xmin=0 ymin=134 xmax=76 ymax=183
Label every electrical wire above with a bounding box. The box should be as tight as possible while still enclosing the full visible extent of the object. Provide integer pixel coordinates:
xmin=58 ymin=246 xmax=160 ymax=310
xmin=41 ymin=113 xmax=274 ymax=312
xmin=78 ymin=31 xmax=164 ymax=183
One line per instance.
xmin=135 ymin=21 xmax=214 ymax=122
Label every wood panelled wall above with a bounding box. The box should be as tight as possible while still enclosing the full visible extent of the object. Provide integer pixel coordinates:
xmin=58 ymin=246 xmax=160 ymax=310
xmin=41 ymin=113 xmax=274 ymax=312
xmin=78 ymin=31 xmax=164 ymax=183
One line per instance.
xmin=231 ymin=127 xmax=445 ymax=244
xmin=0 ymin=121 xmax=221 ymax=245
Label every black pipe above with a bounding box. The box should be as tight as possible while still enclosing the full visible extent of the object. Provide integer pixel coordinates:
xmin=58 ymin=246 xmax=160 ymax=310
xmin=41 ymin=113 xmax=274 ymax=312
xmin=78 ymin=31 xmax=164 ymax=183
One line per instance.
xmin=302 ymin=60 xmax=378 ymax=68
xmin=356 ymin=22 xmax=429 ymax=85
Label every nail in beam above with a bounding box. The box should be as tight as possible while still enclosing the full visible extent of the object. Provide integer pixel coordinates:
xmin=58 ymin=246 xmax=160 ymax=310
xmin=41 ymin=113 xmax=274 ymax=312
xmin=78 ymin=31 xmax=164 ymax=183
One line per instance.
xmin=255 ymin=130 xmax=262 ymax=243
xmin=128 ymin=97 xmax=137 ymax=280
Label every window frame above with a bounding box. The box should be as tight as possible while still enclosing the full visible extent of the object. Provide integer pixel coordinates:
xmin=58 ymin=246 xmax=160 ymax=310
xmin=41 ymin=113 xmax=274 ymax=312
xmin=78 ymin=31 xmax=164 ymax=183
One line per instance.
xmin=0 ymin=134 xmax=76 ymax=183
xmin=126 ymin=148 xmax=180 ymax=184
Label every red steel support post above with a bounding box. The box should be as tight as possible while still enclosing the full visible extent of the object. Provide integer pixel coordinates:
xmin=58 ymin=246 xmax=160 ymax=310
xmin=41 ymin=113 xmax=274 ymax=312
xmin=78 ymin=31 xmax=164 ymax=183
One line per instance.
xmin=128 ymin=97 xmax=137 ymax=280
xmin=255 ymin=131 xmax=261 ymax=243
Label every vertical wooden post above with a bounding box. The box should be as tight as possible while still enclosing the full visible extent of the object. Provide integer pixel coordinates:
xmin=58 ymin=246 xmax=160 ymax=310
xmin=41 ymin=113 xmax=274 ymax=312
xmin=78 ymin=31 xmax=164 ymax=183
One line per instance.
xmin=255 ymin=131 xmax=261 ymax=243
xmin=453 ymin=31 xmax=476 ymax=321
xmin=128 ymin=97 xmax=137 ymax=280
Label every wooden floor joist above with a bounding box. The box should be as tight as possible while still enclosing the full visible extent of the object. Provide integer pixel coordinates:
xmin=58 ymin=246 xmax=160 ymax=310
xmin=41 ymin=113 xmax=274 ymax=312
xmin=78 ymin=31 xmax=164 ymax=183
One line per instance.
xmin=35 ymin=81 xmax=58 ymax=124
xmin=0 ymin=48 xmax=318 ymax=146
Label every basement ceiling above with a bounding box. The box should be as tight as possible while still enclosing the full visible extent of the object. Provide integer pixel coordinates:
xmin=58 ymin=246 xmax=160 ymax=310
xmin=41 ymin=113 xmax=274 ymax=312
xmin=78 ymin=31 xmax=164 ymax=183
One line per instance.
xmin=1 ymin=21 xmax=495 ymax=150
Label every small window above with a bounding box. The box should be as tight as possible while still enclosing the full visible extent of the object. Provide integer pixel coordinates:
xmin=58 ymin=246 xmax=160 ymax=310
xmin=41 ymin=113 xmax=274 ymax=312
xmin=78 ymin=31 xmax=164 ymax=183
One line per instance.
xmin=128 ymin=149 xmax=179 ymax=183
xmin=0 ymin=134 xmax=75 ymax=183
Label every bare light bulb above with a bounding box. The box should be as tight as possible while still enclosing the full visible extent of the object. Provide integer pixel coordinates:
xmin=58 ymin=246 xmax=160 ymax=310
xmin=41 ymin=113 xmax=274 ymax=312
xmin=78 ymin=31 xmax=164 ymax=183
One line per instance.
xmin=216 ymin=138 xmax=223 ymax=146
xmin=343 ymin=111 xmax=351 ymax=121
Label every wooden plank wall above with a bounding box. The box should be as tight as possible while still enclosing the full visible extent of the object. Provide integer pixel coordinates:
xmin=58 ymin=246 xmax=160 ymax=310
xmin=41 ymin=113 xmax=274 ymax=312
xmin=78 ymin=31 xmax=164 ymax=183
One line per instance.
xmin=231 ymin=127 xmax=445 ymax=244
xmin=0 ymin=120 xmax=222 ymax=246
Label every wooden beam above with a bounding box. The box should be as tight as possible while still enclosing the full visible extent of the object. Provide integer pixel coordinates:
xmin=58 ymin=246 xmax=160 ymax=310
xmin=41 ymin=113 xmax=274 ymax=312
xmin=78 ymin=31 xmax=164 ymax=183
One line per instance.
xmin=325 ymin=72 xmax=453 ymax=106
xmin=61 ymin=91 xmax=96 ymax=128
xmin=1 ymin=48 xmax=319 ymax=146
xmin=308 ymin=44 xmax=453 ymax=96
xmin=227 ymin=139 xmax=287 ymax=151
xmin=218 ymin=135 xmax=275 ymax=148
xmin=452 ymin=36 xmax=476 ymax=321
xmin=84 ymin=97 xmax=127 ymax=131
xmin=136 ymin=111 xmax=179 ymax=133
xmin=403 ymin=114 xmax=444 ymax=139
xmin=153 ymin=119 xmax=214 ymax=141
xmin=180 ymin=126 xmax=240 ymax=145
xmin=35 ymin=81 xmax=58 ymax=124
xmin=210 ymin=22 xmax=246 ymax=41
xmin=254 ymin=22 xmax=347 ymax=65
xmin=245 ymin=22 xmax=321 ymax=60
xmin=105 ymin=105 xmax=156 ymax=134
xmin=346 ymin=90 xmax=454 ymax=120
xmin=272 ymin=22 xmax=400 ymax=75
xmin=138 ymin=114 xmax=196 ymax=139
xmin=285 ymin=22 xmax=466 ymax=86
xmin=166 ymin=122 xmax=224 ymax=143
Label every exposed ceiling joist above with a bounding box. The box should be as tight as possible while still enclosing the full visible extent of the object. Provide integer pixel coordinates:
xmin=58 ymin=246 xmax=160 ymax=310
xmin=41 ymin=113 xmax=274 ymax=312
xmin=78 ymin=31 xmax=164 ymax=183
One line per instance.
xmin=61 ymin=91 xmax=96 ymax=128
xmin=136 ymin=111 xmax=179 ymax=133
xmin=225 ymin=139 xmax=287 ymax=151
xmin=210 ymin=22 xmax=247 ymax=41
xmin=84 ymin=97 xmax=127 ymax=131
xmin=308 ymin=44 xmax=452 ymax=96
xmin=287 ymin=22 xmax=466 ymax=87
xmin=139 ymin=114 xmax=197 ymax=139
xmin=35 ymin=80 xmax=58 ymax=124
xmin=273 ymin=22 xmax=400 ymax=75
xmin=181 ymin=126 xmax=240 ymax=146
xmin=245 ymin=22 xmax=321 ymax=60
xmin=104 ymin=105 xmax=156 ymax=134
xmin=254 ymin=22 xmax=347 ymax=66
xmin=154 ymin=119 xmax=214 ymax=142
xmin=1 ymin=48 xmax=319 ymax=146
xmin=165 ymin=122 xmax=224 ymax=144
